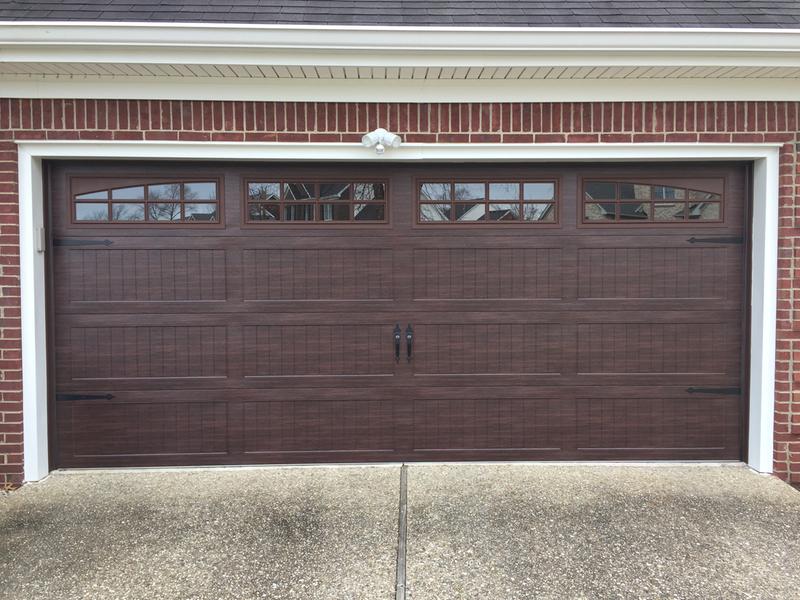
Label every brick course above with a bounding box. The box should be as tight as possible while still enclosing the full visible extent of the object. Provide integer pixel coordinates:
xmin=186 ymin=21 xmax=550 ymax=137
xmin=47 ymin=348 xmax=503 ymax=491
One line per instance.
xmin=0 ymin=99 xmax=798 ymax=485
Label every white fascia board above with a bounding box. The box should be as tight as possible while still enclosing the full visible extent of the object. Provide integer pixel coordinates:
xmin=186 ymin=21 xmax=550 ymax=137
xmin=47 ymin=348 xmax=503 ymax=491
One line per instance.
xmin=3 ymin=75 xmax=800 ymax=102
xmin=1 ymin=22 xmax=800 ymax=68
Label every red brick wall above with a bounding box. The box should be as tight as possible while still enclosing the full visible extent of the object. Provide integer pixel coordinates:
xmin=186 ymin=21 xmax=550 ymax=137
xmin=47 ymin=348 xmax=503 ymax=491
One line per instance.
xmin=0 ymin=99 xmax=798 ymax=485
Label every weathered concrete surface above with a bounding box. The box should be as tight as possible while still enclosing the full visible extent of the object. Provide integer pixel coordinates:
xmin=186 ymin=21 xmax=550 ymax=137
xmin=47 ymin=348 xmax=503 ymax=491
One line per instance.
xmin=406 ymin=465 xmax=800 ymax=600
xmin=0 ymin=466 xmax=399 ymax=600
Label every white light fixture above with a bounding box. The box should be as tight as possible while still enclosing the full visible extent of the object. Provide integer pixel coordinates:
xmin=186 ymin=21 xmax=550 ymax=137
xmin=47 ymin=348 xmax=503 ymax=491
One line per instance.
xmin=361 ymin=128 xmax=402 ymax=155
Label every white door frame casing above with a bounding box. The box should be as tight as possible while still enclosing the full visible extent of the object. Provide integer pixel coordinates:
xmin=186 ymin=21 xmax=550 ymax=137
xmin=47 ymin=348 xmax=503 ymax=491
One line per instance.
xmin=17 ymin=141 xmax=780 ymax=481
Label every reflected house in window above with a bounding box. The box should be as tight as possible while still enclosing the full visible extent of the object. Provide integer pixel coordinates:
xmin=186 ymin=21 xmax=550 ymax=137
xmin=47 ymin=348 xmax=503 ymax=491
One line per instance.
xmin=583 ymin=180 xmax=722 ymax=223
xmin=418 ymin=180 xmax=557 ymax=223
xmin=247 ymin=181 xmax=387 ymax=223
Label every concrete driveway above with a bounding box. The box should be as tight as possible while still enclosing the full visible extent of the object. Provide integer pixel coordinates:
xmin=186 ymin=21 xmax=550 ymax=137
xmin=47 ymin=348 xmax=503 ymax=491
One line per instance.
xmin=1 ymin=465 xmax=798 ymax=599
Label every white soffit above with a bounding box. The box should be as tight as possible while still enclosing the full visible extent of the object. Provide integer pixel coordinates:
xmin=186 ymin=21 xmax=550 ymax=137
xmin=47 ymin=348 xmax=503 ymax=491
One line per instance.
xmin=0 ymin=22 xmax=799 ymax=101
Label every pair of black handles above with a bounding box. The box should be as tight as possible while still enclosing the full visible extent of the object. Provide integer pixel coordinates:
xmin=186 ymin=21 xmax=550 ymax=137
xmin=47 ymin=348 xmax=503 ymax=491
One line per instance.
xmin=393 ymin=324 xmax=414 ymax=362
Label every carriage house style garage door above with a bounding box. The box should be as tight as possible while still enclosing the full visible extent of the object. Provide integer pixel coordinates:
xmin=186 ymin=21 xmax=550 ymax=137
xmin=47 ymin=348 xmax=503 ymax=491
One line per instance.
xmin=48 ymin=161 xmax=748 ymax=468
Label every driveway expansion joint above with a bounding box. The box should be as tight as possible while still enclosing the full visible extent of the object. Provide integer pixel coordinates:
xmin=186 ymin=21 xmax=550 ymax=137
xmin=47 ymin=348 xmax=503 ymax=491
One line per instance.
xmin=395 ymin=463 xmax=408 ymax=600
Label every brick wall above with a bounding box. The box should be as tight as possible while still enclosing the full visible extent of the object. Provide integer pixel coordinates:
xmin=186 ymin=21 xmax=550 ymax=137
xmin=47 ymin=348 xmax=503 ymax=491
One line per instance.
xmin=0 ymin=99 xmax=798 ymax=485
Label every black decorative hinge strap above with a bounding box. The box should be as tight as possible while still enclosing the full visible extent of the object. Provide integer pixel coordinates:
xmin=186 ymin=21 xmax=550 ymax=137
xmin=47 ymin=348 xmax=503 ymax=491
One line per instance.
xmin=55 ymin=393 xmax=115 ymax=401
xmin=686 ymin=387 xmax=741 ymax=395
xmin=53 ymin=239 xmax=114 ymax=247
xmin=687 ymin=236 xmax=743 ymax=245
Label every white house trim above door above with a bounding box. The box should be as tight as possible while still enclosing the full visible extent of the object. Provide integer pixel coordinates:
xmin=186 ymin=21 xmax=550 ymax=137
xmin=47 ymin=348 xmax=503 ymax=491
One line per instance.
xmin=17 ymin=141 xmax=779 ymax=480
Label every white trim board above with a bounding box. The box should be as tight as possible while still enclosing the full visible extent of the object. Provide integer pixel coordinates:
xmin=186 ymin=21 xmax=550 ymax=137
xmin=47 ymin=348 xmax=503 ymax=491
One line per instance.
xmin=3 ymin=76 xmax=800 ymax=103
xmin=16 ymin=141 xmax=779 ymax=481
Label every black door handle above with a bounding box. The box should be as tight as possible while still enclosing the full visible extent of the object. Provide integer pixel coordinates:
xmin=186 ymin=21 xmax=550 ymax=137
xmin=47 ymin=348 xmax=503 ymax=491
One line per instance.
xmin=405 ymin=324 xmax=414 ymax=362
xmin=393 ymin=324 xmax=401 ymax=363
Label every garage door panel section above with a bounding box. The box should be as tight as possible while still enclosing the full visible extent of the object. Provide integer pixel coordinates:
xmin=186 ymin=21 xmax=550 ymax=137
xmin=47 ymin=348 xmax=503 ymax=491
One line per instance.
xmin=575 ymin=394 xmax=740 ymax=458
xmin=56 ymin=400 xmax=230 ymax=461
xmin=410 ymin=396 xmax=574 ymax=455
xmin=412 ymin=246 xmax=564 ymax=301
xmin=242 ymin=398 xmax=401 ymax=455
xmin=243 ymin=247 xmax=395 ymax=303
xmin=576 ymin=244 xmax=743 ymax=304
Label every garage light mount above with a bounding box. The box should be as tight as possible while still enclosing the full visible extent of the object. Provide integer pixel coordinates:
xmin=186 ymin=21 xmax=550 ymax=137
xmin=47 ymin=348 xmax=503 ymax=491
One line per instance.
xmin=361 ymin=128 xmax=402 ymax=155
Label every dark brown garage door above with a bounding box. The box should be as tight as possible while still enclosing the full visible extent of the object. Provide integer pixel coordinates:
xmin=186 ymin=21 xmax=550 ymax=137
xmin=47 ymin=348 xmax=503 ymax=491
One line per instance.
xmin=48 ymin=161 xmax=748 ymax=467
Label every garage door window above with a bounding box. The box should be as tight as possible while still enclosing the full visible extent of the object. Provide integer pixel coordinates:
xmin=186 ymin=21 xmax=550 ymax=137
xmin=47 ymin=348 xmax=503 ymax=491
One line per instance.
xmin=247 ymin=181 xmax=387 ymax=223
xmin=583 ymin=180 xmax=722 ymax=223
xmin=74 ymin=181 xmax=219 ymax=223
xmin=418 ymin=181 xmax=556 ymax=223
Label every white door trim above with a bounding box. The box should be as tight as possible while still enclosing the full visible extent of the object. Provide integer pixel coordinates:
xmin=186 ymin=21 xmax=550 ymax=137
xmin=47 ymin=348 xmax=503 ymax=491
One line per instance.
xmin=17 ymin=140 xmax=780 ymax=480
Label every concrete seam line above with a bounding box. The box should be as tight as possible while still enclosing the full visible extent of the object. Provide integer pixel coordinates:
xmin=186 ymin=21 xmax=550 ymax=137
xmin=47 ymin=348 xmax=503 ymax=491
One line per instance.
xmin=395 ymin=464 xmax=408 ymax=600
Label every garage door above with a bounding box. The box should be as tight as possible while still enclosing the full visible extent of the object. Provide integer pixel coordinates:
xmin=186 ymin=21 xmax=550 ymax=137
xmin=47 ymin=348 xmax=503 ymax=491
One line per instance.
xmin=49 ymin=161 xmax=748 ymax=467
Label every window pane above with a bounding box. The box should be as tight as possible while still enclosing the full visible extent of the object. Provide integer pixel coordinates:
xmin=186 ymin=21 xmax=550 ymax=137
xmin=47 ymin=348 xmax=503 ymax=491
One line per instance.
xmin=619 ymin=183 xmax=651 ymax=201
xmin=148 ymin=183 xmax=181 ymax=201
xmin=419 ymin=203 xmax=451 ymax=222
xmin=111 ymin=186 xmax=145 ymax=200
xmin=454 ymin=183 xmax=485 ymax=201
xmin=523 ymin=182 xmax=555 ymax=201
xmin=523 ymin=203 xmax=555 ymax=222
xmin=320 ymin=203 xmax=351 ymax=221
xmin=248 ymin=182 xmax=280 ymax=202
xmin=75 ymin=203 xmax=109 ymax=221
xmin=284 ymin=204 xmax=315 ymax=221
xmin=619 ymin=202 xmax=651 ymax=220
xmin=184 ymin=182 xmax=216 ymax=201
xmin=584 ymin=203 xmax=616 ymax=221
xmin=76 ymin=190 xmax=108 ymax=201
xmin=455 ymin=203 xmax=486 ymax=221
xmin=320 ymin=183 xmax=351 ymax=202
xmin=111 ymin=203 xmax=145 ymax=221
xmin=653 ymin=185 xmax=685 ymax=200
xmin=420 ymin=183 xmax=451 ymax=202
xmin=585 ymin=181 xmax=616 ymax=200
xmin=354 ymin=203 xmax=385 ymax=221
xmin=185 ymin=203 xmax=218 ymax=222
xmin=148 ymin=203 xmax=181 ymax=221
xmin=488 ymin=203 xmax=521 ymax=221
xmin=489 ymin=183 xmax=519 ymax=200
xmin=688 ymin=190 xmax=721 ymax=202
xmin=249 ymin=203 xmax=280 ymax=221
xmin=653 ymin=202 xmax=686 ymax=221
xmin=285 ymin=183 xmax=315 ymax=201
xmin=689 ymin=202 xmax=721 ymax=220
xmin=354 ymin=183 xmax=386 ymax=201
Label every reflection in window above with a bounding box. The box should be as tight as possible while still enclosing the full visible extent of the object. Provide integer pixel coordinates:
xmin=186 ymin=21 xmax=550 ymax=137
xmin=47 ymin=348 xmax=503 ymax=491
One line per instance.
xmin=74 ymin=181 xmax=219 ymax=224
xmin=523 ymin=204 xmax=555 ymax=222
xmin=455 ymin=203 xmax=486 ymax=221
xmin=419 ymin=203 xmax=451 ymax=222
xmin=354 ymin=203 xmax=385 ymax=221
xmin=420 ymin=183 xmax=451 ymax=202
xmin=185 ymin=203 xmax=218 ymax=222
xmin=284 ymin=204 xmax=315 ymax=221
xmin=488 ymin=203 xmax=520 ymax=221
xmin=75 ymin=203 xmax=109 ymax=222
xmin=583 ymin=180 xmax=722 ymax=223
xmin=454 ymin=183 xmax=485 ymax=201
xmin=249 ymin=202 xmax=280 ymax=221
xmin=419 ymin=180 xmax=557 ymax=224
xmin=285 ymin=183 xmax=314 ymax=201
xmin=111 ymin=186 xmax=145 ymax=200
xmin=149 ymin=203 xmax=181 ymax=221
xmin=111 ymin=203 xmax=145 ymax=221
xmin=320 ymin=204 xmax=351 ymax=221
xmin=246 ymin=181 xmax=387 ymax=224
